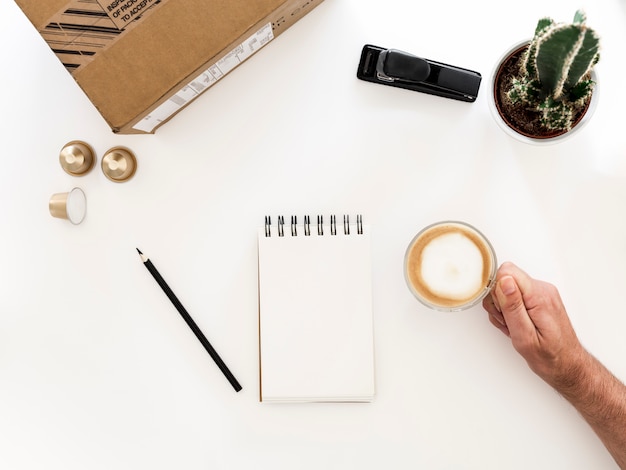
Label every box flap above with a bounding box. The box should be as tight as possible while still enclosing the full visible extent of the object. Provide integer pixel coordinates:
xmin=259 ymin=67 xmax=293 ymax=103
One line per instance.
xmin=74 ymin=0 xmax=286 ymax=129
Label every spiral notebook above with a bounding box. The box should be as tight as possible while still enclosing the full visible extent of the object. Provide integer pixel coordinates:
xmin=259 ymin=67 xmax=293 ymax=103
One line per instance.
xmin=257 ymin=215 xmax=375 ymax=403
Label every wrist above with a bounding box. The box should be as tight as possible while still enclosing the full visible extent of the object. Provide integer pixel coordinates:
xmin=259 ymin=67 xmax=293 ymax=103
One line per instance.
xmin=543 ymin=344 xmax=591 ymax=396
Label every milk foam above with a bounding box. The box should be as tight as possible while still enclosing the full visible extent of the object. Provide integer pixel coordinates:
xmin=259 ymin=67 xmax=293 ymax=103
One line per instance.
xmin=420 ymin=232 xmax=484 ymax=300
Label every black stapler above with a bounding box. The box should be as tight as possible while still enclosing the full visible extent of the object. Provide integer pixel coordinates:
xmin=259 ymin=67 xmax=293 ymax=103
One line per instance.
xmin=356 ymin=44 xmax=481 ymax=102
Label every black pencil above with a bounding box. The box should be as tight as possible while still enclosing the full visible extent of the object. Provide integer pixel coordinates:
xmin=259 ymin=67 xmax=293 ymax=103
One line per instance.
xmin=136 ymin=249 xmax=242 ymax=392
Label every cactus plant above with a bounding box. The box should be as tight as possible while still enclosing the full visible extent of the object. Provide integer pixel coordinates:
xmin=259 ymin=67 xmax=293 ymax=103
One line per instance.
xmin=506 ymin=10 xmax=600 ymax=132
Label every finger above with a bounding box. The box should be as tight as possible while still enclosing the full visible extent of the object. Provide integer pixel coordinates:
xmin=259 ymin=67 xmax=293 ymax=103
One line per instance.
xmin=491 ymin=309 xmax=506 ymax=329
xmin=495 ymin=275 xmax=537 ymax=346
xmin=497 ymin=262 xmax=535 ymax=300
xmin=492 ymin=290 xmax=502 ymax=313
xmin=483 ymin=294 xmax=506 ymax=326
xmin=482 ymin=292 xmax=496 ymax=313
xmin=488 ymin=312 xmax=510 ymax=336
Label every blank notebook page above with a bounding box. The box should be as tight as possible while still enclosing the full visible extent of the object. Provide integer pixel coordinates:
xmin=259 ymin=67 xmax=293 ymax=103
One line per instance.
xmin=257 ymin=219 xmax=375 ymax=403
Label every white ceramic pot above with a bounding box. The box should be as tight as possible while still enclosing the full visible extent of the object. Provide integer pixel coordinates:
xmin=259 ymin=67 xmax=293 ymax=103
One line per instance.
xmin=488 ymin=40 xmax=599 ymax=145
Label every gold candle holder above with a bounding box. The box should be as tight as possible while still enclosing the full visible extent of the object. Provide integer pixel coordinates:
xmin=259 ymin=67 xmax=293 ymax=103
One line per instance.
xmin=59 ymin=141 xmax=96 ymax=176
xmin=101 ymin=146 xmax=137 ymax=182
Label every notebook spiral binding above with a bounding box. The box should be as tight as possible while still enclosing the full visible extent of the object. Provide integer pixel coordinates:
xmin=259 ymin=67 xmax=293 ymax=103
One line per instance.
xmin=264 ymin=215 xmax=364 ymax=237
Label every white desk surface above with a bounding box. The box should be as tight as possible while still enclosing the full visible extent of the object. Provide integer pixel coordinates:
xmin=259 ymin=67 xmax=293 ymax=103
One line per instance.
xmin=1 ymin=1 xmax=625 ymax=468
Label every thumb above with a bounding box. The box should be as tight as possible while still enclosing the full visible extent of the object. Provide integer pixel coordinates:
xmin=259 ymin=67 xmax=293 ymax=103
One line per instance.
xmin=495 ymin=275 xmax=536 ymax=341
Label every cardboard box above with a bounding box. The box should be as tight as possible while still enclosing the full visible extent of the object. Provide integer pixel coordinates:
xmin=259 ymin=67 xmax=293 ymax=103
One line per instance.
xmin=15 ymin=0 xmax=324 ymax=134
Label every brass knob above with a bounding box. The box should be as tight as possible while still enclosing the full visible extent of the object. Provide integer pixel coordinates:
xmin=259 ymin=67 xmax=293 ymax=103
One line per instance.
xmin=101 ymin=146 xmax=137 ymax=182
xmin=59 ymin=141 xmax=95 ymax=176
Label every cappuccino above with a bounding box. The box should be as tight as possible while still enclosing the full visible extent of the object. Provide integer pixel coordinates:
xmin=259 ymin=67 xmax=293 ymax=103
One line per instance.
xmin=404 ymin=221 xmax=496 ymax=311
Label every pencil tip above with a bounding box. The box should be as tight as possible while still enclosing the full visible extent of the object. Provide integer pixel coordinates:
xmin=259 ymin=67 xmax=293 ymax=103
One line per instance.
xmin=136 ymin=249 xmax=149 ymax=263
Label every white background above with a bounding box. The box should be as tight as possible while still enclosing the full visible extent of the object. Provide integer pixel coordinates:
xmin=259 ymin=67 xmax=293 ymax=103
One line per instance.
xmin=1 ymin=0 xmax=625 ymax=468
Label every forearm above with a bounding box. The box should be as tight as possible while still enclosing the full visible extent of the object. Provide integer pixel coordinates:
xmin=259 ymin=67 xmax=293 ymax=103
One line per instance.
xmin=552 ymin=350 xmax=626 ymax=469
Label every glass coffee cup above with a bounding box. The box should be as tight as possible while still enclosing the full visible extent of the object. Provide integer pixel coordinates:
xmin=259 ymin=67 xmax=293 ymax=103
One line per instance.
xmin=404 ymin=221 xmax=497 ymax=311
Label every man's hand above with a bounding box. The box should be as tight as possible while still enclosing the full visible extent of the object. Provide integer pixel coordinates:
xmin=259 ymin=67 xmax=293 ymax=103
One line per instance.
xmin=482 ymin=262 xmax=586 ymax=389
xmin=483 ymin=262 xmax=626 ymax=468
